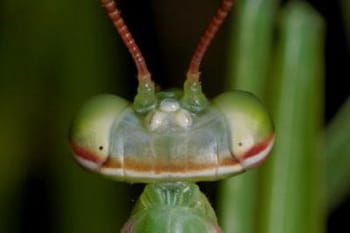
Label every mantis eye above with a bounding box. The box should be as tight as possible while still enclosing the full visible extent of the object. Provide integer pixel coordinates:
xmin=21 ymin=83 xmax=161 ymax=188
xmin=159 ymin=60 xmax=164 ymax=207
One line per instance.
xmin=213 ymin=91 xmax=275 ymax=169
xmin=69 ymin=95 xmax=129 ymax=171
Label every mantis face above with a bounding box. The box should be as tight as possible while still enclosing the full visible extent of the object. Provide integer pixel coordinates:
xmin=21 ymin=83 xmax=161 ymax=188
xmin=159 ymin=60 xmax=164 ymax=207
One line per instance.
xmin=69 ymin=83 xmax=274 ymax=183
xmin=69 ymin=0 xmax=275 ymax=183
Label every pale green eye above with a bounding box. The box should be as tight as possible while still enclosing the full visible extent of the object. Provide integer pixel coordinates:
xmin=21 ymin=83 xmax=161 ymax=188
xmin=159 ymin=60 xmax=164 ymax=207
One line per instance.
xmin=213 ymin=91 xmax=275 ymax=168
xmin=69 ymin=95 xmax=129 ymax=171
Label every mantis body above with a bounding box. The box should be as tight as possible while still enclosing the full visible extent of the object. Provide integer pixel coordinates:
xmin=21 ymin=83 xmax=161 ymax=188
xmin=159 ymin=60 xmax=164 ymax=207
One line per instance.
xmin=69 ymin=0 xmax=275 ymax=232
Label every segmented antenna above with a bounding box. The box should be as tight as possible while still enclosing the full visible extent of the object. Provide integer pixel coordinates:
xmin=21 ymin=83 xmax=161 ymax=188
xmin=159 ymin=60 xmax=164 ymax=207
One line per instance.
xmin=101 ymin=0 xmax=151 ymax=83
xmin=187 ymin=0 xmax=235 ymax=80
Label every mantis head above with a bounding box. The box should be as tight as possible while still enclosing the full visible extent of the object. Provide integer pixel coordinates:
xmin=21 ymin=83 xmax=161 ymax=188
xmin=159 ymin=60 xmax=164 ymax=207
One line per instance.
xmin=69 ymin=0 xmax=274 ymax=183
xmin=69 ymin=82 xmax=274 ymax=182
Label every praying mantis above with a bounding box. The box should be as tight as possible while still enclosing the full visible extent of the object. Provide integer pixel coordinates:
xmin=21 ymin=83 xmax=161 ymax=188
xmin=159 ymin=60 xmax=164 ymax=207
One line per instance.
xmin=69 ymin=0 xmax=275 ymax=232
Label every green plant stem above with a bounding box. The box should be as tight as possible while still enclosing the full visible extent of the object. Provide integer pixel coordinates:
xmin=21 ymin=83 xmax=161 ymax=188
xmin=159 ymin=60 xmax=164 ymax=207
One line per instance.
xmin=226 ymin=0 xmax=279 ymax=97
xmin=218 ymin=0 xmax=278 ymax=233
xmin=258 ymin=2 xmax=325 ymax=233
xmin=325 ymin=98 xmax=350 ymax=210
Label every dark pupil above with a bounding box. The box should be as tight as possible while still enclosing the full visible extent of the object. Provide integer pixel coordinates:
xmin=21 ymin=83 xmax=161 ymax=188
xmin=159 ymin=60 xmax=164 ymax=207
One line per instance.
xmin=238 ymin=142 xmax=243 ymax=147
xmin=99 ymin=146 xmax=103 ymax=150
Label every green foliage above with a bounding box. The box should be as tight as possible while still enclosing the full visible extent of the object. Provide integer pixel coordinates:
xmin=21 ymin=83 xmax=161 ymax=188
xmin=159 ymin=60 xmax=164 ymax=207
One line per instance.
xmin=219 ymin=1 xmax=328 ymax=233
xmin=258 ymin=2 xmax=325 ymax=232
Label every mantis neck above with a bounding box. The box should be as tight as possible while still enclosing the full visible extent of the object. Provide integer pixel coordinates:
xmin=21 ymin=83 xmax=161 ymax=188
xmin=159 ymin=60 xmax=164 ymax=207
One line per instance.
xmin=122 ymin=182 xmax=223 ymax=233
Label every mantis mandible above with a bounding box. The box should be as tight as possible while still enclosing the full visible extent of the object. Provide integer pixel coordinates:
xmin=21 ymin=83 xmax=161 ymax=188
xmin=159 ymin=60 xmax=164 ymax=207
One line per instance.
xmin=69 ymin=0 xmax=275 ymax=232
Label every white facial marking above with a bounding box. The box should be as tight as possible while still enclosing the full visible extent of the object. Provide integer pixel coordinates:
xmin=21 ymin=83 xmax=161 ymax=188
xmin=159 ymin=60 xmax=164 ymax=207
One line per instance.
xmin=75 ymin=156 xmax=100 ymax=171
xmin=217 ymin=164 xmax=244 ymax=176
xmin=148 ymin=111 xmax=167 ymax=131
xmin=159 ymin=99 xmax=180 ymax=112
xmin=175 ymin=109 xmax=192 ymax=129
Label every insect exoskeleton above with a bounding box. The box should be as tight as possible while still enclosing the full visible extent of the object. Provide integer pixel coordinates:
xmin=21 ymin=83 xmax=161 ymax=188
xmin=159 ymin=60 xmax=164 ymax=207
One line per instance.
xmin=121 ymin=182 xmax=223 ymax=233
xmin=69 ymin=86 xmax=274 ymax=183
xmin=69 ymin=0 xmax=275 ymax=183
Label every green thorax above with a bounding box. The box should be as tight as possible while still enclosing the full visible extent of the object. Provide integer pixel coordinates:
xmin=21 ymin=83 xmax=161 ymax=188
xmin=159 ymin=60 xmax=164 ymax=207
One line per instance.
xmin=122 ymin=182 xmax=221 ymax=233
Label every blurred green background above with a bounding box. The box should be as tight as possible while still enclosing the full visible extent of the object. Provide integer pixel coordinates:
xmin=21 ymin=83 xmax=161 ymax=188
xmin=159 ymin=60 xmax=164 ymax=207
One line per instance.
xmin=0 ymin=0 xmax=348 ymax=233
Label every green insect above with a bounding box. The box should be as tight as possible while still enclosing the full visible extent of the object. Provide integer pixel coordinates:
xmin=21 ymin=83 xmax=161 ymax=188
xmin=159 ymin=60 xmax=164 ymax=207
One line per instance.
xmin=69 ymin=0 xmax=274 ymax=232
xmin=122 ymin=182 xmax=222 ymax=233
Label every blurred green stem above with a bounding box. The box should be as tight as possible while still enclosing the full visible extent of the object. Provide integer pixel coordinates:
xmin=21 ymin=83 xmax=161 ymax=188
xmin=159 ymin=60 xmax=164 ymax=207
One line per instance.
xmin=325 ymin=98 xmax=350 ymax=210
xmin=225 ymin=0 xmax=278 ymax=96
xmin=218 ymin=0 xmax=278 ymax=232
xmin=258 ymin=2 xmax=325 ymax=233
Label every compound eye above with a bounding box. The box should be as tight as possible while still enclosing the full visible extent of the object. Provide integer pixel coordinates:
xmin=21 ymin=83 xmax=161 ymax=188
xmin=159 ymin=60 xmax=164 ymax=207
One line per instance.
xmin=235 ymin=135 xmax=255 ymax=156
xmin=69 ymin=95 xmax=129 ymax=171
xmin=213 ymin=91 xmax=275 ymax=169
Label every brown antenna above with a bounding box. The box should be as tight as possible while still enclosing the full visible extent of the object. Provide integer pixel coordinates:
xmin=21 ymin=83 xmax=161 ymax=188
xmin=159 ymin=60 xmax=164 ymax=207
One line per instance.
xmin=187 ymin=0 xmax=235 ymax=81
xmin=101 ymin=0 xmax=151 ymax=83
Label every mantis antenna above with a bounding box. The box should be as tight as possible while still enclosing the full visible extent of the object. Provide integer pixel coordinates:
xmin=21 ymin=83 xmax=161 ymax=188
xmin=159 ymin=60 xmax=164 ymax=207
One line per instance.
xmin=101 ymin=0 xmax=151 ymax=84
xmin=187 ymin=0 xmax=235 ymax=81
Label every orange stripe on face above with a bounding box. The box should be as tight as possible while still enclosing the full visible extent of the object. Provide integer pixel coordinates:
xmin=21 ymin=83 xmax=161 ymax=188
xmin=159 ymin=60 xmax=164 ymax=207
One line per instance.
xmin=105 ymin=158 xmax=219 ymax=172
xmin=103 ymin=155 xmax=241 ymax=173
